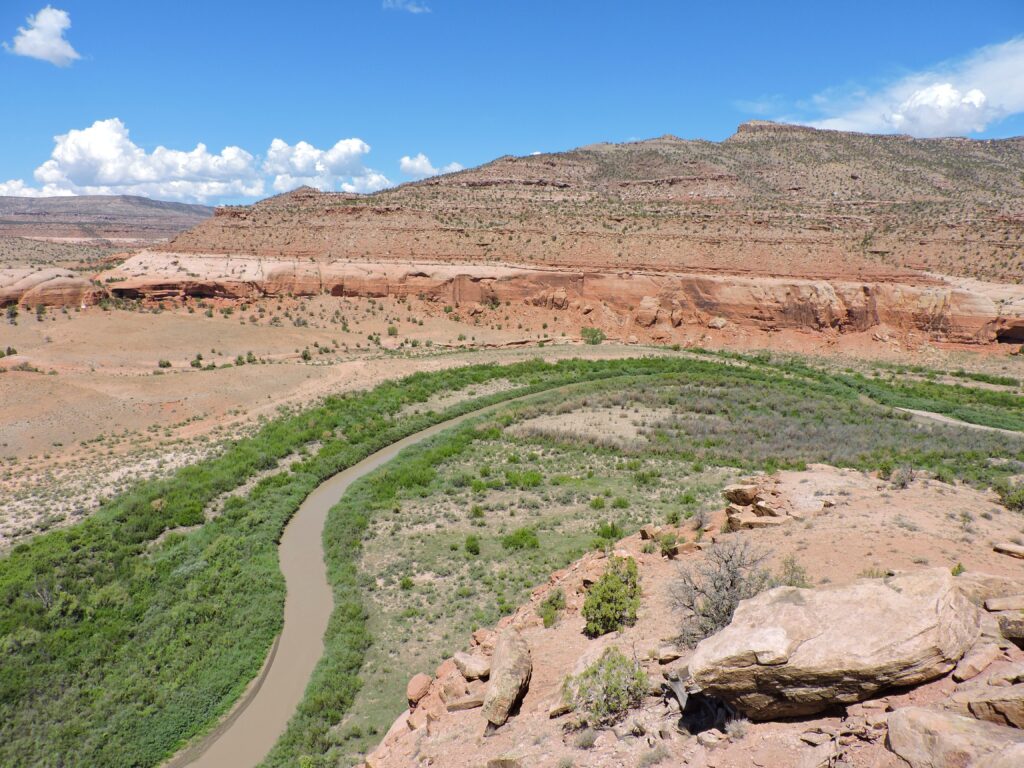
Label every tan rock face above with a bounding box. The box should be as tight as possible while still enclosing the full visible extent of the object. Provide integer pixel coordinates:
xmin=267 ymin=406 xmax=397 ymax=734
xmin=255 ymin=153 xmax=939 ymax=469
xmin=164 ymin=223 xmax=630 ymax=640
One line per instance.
xmin=886 ymin=707 xmax=1024 ymax=768
xmin=481 ymin=628 xmax=532 ymax=727
xmin=946 ymin=683 xmax=1024 ymax=728
xmin=57 ymin=249 xmax=1024 ymax=344
xmin=689 ymin=570 xmax=979 ymax=719
xmin=0 ymin=268 xmax=100 ymax=307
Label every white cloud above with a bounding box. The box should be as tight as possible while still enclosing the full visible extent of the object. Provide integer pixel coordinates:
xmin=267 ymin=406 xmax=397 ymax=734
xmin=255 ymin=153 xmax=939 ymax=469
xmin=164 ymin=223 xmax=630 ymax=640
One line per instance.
xmin=4 ymin=6 xmax=80 ymax=67
xmin=0 ymin=119 xmax=399 ymax=202
xmin=7 ymin=118 xmax=264 ymax=201
xmin=383 ymin=0 xmax=431 ymax=13
xmin=805 ymin=37 xmax=1024 ymax=137
xmin=263 ymin=137 xmax=390 ymax=194
xmin=399 ymin=152 xmax=463 ymax=179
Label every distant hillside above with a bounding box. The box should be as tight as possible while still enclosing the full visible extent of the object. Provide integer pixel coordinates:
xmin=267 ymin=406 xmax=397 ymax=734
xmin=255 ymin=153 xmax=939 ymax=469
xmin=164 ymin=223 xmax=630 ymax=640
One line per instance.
xmin=169 ymin=122 xmax=1024 ymax=282
xmin=0 ymin=195 xmax=213 ymax=242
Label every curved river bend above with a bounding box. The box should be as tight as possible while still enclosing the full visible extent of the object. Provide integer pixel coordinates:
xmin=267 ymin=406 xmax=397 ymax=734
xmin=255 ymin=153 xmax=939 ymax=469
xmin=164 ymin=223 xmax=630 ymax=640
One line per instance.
xmin=170 ymin=408 xmax=494 ymax=768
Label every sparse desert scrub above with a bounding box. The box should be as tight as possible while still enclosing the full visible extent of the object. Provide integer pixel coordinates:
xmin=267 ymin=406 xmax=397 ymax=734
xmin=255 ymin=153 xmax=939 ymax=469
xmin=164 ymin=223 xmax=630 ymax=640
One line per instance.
xmin=562 ymin=646 xmax=648 ymax=725
xmin=673 ymin=539 xmax=773 ymax=645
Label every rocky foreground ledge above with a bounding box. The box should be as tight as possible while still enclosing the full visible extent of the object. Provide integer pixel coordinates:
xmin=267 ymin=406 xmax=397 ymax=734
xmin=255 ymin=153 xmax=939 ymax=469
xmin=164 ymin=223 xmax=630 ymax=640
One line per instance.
xmin=4 ymin=252 xmax=1024 ymax=345
xmin=363 ymin=472 xmax=1024 ymax=768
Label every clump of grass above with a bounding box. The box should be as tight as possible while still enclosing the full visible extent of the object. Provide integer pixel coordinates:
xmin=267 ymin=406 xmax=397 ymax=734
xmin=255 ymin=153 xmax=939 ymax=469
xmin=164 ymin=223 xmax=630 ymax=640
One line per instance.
xmin=537 ymin=589 xmax=566 ymax=628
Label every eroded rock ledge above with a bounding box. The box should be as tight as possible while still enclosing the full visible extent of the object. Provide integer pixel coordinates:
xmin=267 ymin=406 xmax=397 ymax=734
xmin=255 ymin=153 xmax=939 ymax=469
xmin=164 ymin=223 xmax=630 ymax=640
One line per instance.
xmin=3 ymin=252 xmax=1024 ymax=344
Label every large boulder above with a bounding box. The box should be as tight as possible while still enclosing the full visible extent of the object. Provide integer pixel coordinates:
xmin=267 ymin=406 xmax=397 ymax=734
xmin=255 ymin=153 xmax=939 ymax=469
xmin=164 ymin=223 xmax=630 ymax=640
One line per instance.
xmin=887 ymin=707 xmax=1024 ymax=768
xmin=481 ymin=628 xmax=532 ymax=727
xmin=635 ymin=296 xmax=661 ymax=327
xmin=689 ymin=569 xmax=979 ymax=719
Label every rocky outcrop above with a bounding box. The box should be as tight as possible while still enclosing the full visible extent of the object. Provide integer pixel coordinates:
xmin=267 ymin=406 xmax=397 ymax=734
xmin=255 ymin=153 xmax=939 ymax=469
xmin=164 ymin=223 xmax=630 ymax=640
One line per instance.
xmin=481 ymin=628 xmax=532 ymax=727
xmin=0 ymin=268 xmax=100 ymax=307
xmin=887 ymin=707 xmax=1024 ymax=768
xmin=947 ymin=682 xmax=1024 ymax=728
xmin=61 ymin=250 xmax=1024 ymax=344
xmin=689 ymin=570 xmax=980 ymax=719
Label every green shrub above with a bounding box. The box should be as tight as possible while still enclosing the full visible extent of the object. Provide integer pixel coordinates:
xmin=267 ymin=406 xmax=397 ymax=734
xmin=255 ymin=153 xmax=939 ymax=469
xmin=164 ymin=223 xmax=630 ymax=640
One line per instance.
xmin=157 ymin=359 xmax=171 ymax=368
xmin=659 ymin=533 xmax=678 ymax=558
xmin=562 ymin=647 xmax=648 ymax=725
xmin=465 ymin=535 xmax=480 ymax=556
xmin=998 ymin=482 xmax=1024 ymax=511
xmin=589 ymin=496 xmax=606 ymax=510
xmin=502 ymin=527 xmax=539 ymax=551
xmin=581 ymin=327 xmax=606 ymax=345
xmin=537 ymin=589 xmax=566 ymax=628
xmin=387 ymin=325 xmax=398 ymax=337
xmin=582 ymin=556 xmax=640 ymax=636
xmin=399 ymin=576 xmax=414 ymax=590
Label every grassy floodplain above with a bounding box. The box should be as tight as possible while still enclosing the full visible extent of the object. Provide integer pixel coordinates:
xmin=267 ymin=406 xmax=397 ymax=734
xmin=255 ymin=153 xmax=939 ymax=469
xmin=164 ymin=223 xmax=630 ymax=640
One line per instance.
xmin=1 ymin=351 xmax=1022 ymax=767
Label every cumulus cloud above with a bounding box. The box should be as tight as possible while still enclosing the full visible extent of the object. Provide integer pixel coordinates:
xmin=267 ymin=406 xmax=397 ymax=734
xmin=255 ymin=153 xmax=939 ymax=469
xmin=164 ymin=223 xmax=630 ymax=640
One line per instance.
xmin=805 ymin=37 xmax=1024 ymax=137
xmin=4 ymin=6 xmax=80 ymax=67
xmin=263 ymin=138 xmax=390 ymax=194
xmin=0 ymin=119 xmax=397 ymax=202
xmin=399 ymin=152 xmax=463 ymax=179
xmin=383 ymin=0 xmax=431 ymax=13
xmin=3 ymin=118 xmax=264 ymax=201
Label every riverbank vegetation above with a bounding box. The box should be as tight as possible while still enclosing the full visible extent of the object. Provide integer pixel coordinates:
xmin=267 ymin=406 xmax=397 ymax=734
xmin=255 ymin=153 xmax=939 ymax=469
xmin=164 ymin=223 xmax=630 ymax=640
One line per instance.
xmin=2 ymin=352 xmax=1022 ymax=767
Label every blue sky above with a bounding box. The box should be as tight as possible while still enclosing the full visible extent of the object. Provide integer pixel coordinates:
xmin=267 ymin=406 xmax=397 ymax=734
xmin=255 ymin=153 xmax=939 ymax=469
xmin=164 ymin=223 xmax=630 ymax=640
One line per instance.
xmin=2 ymin=1 xmax=1023 ymax=203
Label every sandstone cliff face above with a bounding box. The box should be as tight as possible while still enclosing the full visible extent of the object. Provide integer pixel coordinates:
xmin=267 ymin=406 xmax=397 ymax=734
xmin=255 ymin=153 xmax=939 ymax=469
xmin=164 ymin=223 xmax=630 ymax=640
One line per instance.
xmin=70 ymin=251 xmax=1024 ymax=344
xmin=0 ymin=268 xmax=100 ymax=307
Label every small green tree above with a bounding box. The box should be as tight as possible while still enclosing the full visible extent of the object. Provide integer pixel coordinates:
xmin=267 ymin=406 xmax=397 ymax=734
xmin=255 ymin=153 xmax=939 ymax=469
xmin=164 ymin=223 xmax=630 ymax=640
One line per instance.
xmin=582 ymin=556 xmax=640 ymax=636
xmin=581 ymin=326 xmax=605 ymax=345
xmin=562 ymin=647 xmax=648 ymax=725
xmin=464 ymin=535 xmax=480 ymax=555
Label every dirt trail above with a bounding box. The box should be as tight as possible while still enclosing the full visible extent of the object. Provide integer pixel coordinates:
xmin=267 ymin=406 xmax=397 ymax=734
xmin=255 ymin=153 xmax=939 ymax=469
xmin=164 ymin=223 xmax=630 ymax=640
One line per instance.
xmin=896 ymin=407 xmax=1021 ymax=436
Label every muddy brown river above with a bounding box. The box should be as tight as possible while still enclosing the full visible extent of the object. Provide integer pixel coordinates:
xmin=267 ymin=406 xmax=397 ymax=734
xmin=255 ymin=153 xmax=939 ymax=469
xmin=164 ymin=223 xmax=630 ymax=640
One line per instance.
xmin=167 ymin=407 xmax=502 ymax=768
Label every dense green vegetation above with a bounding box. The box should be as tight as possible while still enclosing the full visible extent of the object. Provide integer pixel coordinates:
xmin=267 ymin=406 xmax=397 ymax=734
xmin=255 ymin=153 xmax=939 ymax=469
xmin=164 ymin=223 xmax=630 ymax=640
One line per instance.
xmin=2 ymin=351 xmax=1022 ymax=768
xmin=0 ymin=358 xmax=672 ymax=767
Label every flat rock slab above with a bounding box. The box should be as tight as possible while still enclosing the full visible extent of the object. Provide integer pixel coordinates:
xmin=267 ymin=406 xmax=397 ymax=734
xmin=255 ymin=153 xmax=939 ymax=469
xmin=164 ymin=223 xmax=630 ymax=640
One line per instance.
xmin=689 ymin=569 xmax=979 ymax=719
xmin=985 ymin=595 xmax=1024 ymax=612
